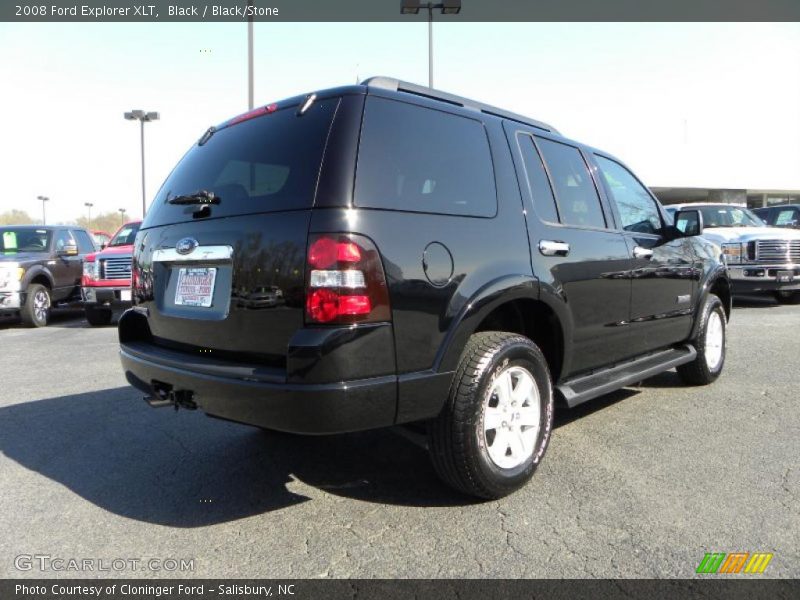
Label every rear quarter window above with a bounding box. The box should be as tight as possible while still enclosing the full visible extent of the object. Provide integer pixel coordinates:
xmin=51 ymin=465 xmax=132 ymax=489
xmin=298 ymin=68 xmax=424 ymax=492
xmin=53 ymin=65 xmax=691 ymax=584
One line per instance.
xmin=142 ymin=98 xmax=339 ymax=228
xmin=355 ymin=97 xmax=497 ymax=217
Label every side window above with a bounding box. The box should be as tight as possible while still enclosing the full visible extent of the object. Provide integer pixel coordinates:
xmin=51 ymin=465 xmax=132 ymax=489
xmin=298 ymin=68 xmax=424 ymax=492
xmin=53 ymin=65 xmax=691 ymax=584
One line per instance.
xmin=535 ymin=137 xmax=607 ymax=229
xmin=517 ymin=134 xmax=559 ymax=223
xmin=54 ymin=230 xmax=75 ymax=252
xmin=72 ymin=230 xmax=96 ymax=254
xmin=595 ymin=156 xmax=663 ymax=235
xmin=355 ymin=97 xmax=497 ymax=217
xmin=776 ymin=209 xmax=798 ymax=226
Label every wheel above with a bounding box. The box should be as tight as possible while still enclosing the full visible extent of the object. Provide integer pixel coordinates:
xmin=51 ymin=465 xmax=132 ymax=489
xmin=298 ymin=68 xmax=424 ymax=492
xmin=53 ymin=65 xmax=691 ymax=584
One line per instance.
xmin=428 ymin=331 xmax=554 ymax=499
xmin=85 ymin=306 xmax=113 ymax=326
xmin=774 ymin=290 xmax=800 ymax=305
xmin=677 ymin=294 xmax=726 ymax=385
xmin=20 ymin=284 xmax=51 ymax=327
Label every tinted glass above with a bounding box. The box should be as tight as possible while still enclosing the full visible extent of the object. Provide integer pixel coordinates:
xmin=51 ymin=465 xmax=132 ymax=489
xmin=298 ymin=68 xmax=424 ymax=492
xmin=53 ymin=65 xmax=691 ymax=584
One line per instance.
xmin=595 ymin=156 xmax=662 ymax=234
xmin=72 ymin=230 xmax=96 ymax=253
xmin=54 ymin=230 xmax=75 ymax=251
xmin=143 ymin=99 xmax=339 ymax=228
xmin=355 ymin=98 xmax=496 ymax=217
xmin=536 ymin=137 xmax=606 ymax=229
xmin=109 ymin=223 xmax=141 ymax=247
xmin=698 ymin=206 xmax=763 ymax=228
xmin=518 ymin=134 xmax=559 ymax=223
xmin=0 ymin=228 xmax=51 ymax=253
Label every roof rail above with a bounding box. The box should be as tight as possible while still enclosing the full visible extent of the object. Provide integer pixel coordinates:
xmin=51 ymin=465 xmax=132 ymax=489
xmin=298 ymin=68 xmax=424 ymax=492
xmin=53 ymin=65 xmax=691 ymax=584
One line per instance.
xmin=361 ymin=76 xmax=559 ymax=134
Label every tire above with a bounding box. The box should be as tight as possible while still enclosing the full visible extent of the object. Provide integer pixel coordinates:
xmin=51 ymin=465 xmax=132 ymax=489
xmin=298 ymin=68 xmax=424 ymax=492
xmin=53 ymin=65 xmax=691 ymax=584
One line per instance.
xmin=85 ymin=306 xmax=113 ymax=327
xmin=428 ymin=331 xmax=554 ymax=499
xmin=773 ymin=290 xmax=800 ymax=305
xmin=20 ymin=284 xmax=51 ymax=328
xmin=677 ymin=294 xmax=726 ymax=385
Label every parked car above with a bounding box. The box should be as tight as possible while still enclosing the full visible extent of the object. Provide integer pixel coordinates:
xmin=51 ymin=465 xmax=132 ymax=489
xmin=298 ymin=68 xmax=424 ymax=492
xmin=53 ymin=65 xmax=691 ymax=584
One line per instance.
xmin=667 ymin=203 xmax=800 ymax=304
xmin=119 ymin=77 xmax=731 ymax=498
xmin=82 ymin=221 xmax=141 ymax=326
xmin=753 ymin=204 xmax=800 ymax=229
xmin=0 ymin=225 xmax=96 ymax=326
xmin=91 ymin=230 xmax=112 ymax=249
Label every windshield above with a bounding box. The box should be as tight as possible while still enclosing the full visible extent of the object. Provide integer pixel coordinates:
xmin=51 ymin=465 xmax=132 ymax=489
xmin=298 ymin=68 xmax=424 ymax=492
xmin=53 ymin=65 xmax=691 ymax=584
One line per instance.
xmin=1 ymin=228 xmax=51 ymax=254
xmin=108 ymin=223 xmax=141 ymax=247
xmin=699 ymin=206 xmax=764 ymax=228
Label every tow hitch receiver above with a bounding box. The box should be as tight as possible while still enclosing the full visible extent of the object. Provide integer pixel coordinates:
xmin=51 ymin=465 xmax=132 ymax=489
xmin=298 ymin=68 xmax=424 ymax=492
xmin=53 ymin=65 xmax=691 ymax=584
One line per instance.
xmin=144 ymin=381 xmax=197 ymax=410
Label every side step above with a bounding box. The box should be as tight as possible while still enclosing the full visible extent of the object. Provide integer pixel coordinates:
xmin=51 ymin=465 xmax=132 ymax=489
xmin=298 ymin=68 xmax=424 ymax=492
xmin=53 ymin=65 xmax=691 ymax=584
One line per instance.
xmin=556 ymin=344 xmax=696 ymax=408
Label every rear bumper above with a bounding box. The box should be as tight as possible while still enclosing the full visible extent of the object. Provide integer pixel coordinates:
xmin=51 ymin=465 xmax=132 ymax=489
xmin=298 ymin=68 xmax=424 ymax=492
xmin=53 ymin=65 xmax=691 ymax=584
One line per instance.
xmin=82 ymin=286 xmax=132 ymax=307
xmin=120 ymin=341 xmax=397 ymax=434
xmin=728 ymin=264 xmax=800 ymax=294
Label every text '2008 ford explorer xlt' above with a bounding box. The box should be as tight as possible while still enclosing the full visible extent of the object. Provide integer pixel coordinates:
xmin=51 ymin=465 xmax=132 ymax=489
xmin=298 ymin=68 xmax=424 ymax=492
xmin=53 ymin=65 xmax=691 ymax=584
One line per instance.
xmin=119 ymin=78 xmax=731 ymax=499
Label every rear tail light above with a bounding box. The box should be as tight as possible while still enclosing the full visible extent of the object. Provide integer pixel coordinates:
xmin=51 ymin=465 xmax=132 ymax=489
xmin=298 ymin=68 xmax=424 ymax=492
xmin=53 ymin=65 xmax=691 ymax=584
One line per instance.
xmin=305 ymin=234 xmax=391 ymax=325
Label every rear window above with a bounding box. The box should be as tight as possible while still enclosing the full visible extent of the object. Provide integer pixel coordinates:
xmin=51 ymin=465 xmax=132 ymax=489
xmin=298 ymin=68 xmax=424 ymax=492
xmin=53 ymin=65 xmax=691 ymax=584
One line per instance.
xmin=355 ymin=97 xmax=497 ymax=217
xmin=142 ymin=98 xmax=339 ymax=228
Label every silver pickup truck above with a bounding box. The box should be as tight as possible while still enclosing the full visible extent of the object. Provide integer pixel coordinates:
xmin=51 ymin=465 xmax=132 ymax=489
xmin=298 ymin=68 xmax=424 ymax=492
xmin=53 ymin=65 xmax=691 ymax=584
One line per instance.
xmin=668 ymin=203 xmax=800 ymax=304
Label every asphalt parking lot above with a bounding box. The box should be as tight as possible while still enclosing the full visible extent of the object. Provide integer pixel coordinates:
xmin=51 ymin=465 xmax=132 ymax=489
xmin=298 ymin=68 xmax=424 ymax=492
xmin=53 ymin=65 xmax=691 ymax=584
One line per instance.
xmin=0 ymin=299 xmax=798 ymax=579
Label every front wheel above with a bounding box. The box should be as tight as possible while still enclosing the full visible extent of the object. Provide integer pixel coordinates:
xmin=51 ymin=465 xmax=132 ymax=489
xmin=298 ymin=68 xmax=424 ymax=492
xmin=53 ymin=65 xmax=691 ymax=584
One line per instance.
xmin=20 ymin=284 xmax=51 ymax=327
xmin=677 ymin=294 xmax=726 ymax=385
xmin=428 ymin=331 xmax=554 ymax=499
xmin=774 ymin=290 xmax=800 ymax=305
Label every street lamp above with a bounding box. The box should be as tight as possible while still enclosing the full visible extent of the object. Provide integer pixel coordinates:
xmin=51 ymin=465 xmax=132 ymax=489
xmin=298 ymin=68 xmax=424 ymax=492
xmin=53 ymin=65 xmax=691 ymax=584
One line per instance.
xmin=400 ymin=0 xmax=461 ymax=88
xmin=84 ymin=202 xmax=94 ymax=223
xmin=247 ymin=0 xmax=254 ymax=110
xmin=124 ymin=109 xmax=159 ymax=219
xmin=118 ymin=208 xmax=127 ymax=225
xmin=37 ymin=195 xmax=49 ymax=225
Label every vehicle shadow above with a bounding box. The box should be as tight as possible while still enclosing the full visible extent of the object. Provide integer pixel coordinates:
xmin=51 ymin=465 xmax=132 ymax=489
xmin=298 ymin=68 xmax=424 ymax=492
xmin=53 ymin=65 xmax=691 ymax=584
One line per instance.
xmin=0 ymin=387 xmax=475 ymax=528
xmin=733 ymin=294 xmax=780 ymax=309
xmin=0 ymin=309 xmax=85 ymax=330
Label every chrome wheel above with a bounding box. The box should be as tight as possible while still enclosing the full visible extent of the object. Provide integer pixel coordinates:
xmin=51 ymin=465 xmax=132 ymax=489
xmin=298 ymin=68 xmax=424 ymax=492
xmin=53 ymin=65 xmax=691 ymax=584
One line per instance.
xmin=33 ymin=289 xmax=50 ymax=323
xmin=704 ymin=310 xmax=724 ymax=371
xmin=482 ymin=366 xmax=541 ymax=469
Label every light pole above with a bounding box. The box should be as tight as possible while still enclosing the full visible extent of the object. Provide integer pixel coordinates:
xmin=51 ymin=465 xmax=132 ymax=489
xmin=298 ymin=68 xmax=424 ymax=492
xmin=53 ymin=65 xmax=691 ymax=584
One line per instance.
xmin=37 ymin=195 xmax=49 ymax=225
xmin=247 ymin=0 xmax=254 ymax=110
xmin=118 ymin=208 xmax=127 ymax=225
xmin=400 ymin=0 xmax=461 ymax=88
xmin=124 ymin=109 xmax=159 ymax=219
xmin=84 ymin=202 xmax=94 ymax=223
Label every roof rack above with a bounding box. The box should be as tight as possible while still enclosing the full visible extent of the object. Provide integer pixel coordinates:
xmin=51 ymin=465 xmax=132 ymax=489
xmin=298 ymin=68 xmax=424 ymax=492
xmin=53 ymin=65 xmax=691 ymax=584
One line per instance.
xmin=361 ymin=76 xmax=559 ymax=134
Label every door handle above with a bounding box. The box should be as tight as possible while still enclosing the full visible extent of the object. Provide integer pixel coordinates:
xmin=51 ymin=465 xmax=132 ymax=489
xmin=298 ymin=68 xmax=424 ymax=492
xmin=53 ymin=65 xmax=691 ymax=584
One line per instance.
xmin=633 ymin=246 xmax=654 ymax=259
xmin=539 ymin=240 xmax=570 ymax=256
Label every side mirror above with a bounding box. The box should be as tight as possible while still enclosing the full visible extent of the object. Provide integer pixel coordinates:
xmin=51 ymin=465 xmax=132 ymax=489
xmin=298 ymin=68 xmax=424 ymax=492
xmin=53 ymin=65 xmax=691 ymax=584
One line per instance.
xmin=674 ymin=209 xmax=703 ymax=237
xmin=58 ymin=243 xmax=79 ymax=256
xmin=100 ymin=243 xmax=107 ymax=250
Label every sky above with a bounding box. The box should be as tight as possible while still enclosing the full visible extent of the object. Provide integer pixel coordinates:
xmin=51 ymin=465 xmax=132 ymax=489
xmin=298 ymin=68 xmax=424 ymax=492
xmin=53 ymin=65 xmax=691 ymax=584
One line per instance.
xmin=0 ymin=22 xmax=798 ymax=224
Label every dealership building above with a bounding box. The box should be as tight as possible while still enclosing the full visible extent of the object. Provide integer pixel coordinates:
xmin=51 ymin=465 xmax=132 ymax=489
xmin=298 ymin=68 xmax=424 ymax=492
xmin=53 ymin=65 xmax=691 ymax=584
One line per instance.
xmin=652 ymin=187 xmax=800 ymax=209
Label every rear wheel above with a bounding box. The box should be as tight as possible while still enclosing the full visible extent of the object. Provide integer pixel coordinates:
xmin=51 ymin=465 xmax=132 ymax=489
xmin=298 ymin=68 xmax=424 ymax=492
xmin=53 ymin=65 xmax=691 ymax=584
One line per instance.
xmin=677 ymin=294 xmax=726 ymax=385
xmin=428 ymin=331 xmax=554 ymax=499
xmin=85 ymin=306 xmax=113 ymax=326
xmin=20 ymin=284 xmax=51 ymax=327
xmin=774 ymin=290 xmax=800 ymax=305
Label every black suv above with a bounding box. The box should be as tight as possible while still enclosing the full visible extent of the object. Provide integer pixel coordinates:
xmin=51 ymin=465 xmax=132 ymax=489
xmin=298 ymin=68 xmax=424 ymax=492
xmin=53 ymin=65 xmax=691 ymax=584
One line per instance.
xmin=119 ymin=78 xmax=731 ymax=498
xmin=0 ymin=225 xmax=96 ymax=326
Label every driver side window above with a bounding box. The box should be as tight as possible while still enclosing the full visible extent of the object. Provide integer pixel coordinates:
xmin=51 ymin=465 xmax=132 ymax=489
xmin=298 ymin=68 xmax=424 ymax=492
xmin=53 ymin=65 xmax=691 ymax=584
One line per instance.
xmin=54 ymin=230 xmax=75 ymax=252
xmin=595 ymin=155 xmax=662 ymax=235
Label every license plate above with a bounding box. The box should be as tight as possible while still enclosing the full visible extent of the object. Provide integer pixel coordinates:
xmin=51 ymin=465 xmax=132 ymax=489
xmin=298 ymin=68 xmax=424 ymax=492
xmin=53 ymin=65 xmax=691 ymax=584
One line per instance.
xmin=120 ymin=289 xmax=131 ymax=302
xmin=777 ymin=270 xmax=794 ymax=283
xmin=174 ymin=267 xmax=217 ymax=307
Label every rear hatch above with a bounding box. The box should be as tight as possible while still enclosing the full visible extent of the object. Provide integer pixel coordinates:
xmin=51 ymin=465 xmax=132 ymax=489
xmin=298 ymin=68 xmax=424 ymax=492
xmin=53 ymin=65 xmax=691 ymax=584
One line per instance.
xmin=131 ymin=96 xmax=341 ymax=366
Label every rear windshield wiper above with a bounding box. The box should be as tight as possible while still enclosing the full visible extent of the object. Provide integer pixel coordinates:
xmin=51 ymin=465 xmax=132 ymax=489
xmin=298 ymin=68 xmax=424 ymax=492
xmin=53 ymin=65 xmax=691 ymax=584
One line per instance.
xmin=167 ymin=190 xmax=221 ymax=206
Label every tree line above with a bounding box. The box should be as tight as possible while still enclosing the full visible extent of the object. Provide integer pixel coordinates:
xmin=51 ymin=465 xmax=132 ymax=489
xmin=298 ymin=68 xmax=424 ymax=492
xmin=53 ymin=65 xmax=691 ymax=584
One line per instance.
xmin=0 ymin=209 xmax=129 ymax=233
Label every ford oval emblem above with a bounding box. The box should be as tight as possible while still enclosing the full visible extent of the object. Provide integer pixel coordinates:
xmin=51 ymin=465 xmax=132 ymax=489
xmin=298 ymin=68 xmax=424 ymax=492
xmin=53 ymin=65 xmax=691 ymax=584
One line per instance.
xmin=176 ymin=238 xmax=198 ymax=255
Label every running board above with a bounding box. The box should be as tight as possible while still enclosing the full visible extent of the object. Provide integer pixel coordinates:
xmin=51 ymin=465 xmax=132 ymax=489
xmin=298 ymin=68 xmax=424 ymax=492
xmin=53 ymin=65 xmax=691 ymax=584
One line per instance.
xmin=556 ymin=344 xmax=697 ymax=408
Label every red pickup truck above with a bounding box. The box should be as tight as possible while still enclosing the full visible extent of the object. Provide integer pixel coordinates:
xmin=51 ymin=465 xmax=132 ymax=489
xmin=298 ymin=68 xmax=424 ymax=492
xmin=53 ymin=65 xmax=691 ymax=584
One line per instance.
xmin=81 ymin=221 xmax=141 ymax=326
